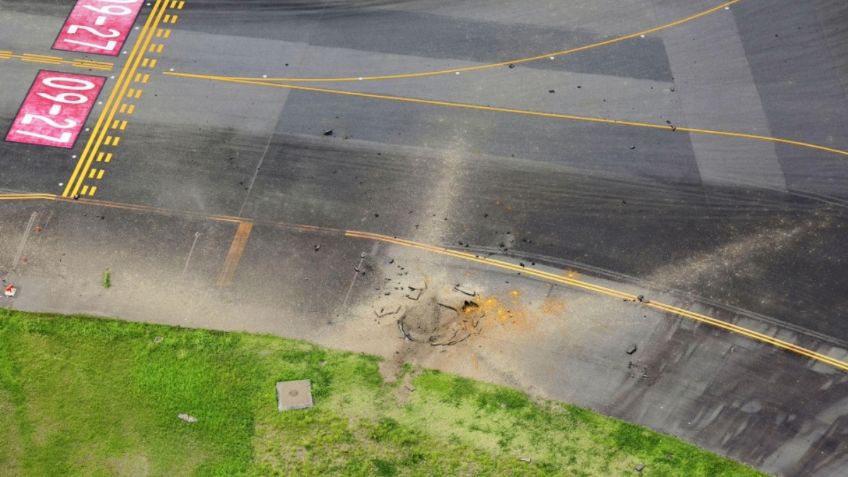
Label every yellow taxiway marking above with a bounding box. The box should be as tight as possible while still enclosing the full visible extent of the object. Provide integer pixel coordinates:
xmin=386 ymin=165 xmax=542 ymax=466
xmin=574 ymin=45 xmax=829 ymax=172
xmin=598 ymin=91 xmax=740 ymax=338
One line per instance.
xmin=216 ymin=221 xmax=253 ymax=287
xmin=165 ymin=72 xmax=848 ymax=159
xmin=185 ymin=0 xmax=740 ymax=83
xmin=63 ymin=0 xmax=172 ymax=198
xmin=0 ymin=50 xmax=113 ymax=71
xmin=0 ymin=191 xmax=844 ymax=372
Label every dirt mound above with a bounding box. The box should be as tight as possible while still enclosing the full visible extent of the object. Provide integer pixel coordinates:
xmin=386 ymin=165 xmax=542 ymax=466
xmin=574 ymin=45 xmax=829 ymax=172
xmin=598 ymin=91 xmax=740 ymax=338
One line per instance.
xmin=399 ymin=293 xmax=485 ymax=346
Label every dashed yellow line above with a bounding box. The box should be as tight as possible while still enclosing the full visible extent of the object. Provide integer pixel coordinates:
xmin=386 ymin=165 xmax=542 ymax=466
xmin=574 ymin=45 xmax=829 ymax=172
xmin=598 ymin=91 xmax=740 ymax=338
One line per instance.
xmin=164 ymin=72 xmax=848 ymax=159
xmin=183 ymin=0 xmax=740 ymax=84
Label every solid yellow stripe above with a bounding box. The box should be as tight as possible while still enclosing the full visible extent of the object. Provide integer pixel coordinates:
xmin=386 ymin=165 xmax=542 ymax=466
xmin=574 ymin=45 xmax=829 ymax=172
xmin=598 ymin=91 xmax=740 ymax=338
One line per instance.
xmin=164 ymin=73 xmax=848 ymax=159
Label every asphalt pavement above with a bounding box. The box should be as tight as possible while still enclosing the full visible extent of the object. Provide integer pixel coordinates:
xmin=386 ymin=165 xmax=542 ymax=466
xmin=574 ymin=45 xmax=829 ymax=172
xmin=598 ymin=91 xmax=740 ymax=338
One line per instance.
xmin=2 ymin=1 xmax=848 ymax=475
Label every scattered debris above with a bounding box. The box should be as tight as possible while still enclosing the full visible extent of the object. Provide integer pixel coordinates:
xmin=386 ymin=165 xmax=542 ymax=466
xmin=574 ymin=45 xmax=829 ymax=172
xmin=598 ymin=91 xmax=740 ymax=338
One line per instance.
xmin=323 ymin=129 xmax=334 ymax=136
xmin=276 ymin=380 xmax=314 ymax=411
xmin=375 ymin=305 xmax=403 ymax=317
xmin=313 ymin=244 xmax=321 ymax=252
xmin=519 ymin=457 xmax=532 ymax=463
xmin=626 ymin=344 xmax=638 ymax=355
xmin=153 ymin=336 xmax=163 ymax=344
xmin=3 ymin=284 xmax=17 ymax=297
xmin=548 ymin=89 xmax=555 ymax=94
xmin=406 ymin=288 xmax=423 ymax=301
xmin=508 ymin=63 xmax=515 ymax=69
xmin=177 ymin=413 xmax=198 ymax=423
xmin=454 ymin=284 xmax=476 ymax=296
xmin=635 ymin=463 xmax=645 ymax=472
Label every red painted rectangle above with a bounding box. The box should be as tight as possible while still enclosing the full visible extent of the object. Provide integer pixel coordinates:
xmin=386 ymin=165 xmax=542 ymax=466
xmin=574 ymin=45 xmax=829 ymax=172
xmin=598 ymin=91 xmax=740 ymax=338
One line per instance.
xmin=52 ymin=0 xmax=145 ymax=57
xmin=5 ymin=70 xmax=106 ymax=149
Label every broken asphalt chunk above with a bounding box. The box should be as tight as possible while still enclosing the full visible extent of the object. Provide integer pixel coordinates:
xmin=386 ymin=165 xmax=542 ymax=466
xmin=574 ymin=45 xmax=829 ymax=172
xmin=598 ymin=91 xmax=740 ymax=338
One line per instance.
xmin=453 ymin=284 xmax=476 ymax=296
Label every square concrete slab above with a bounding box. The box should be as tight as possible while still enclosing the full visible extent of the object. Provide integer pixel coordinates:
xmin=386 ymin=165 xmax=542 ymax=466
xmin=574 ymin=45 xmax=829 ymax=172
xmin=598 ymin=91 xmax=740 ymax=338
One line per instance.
xmin=276 ymin=380 xmax=314 ymax=411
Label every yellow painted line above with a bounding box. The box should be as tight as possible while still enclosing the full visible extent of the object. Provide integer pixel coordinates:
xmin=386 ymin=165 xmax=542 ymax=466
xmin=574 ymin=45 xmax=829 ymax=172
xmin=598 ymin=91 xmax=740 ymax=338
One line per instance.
xmin=169 ymin=14 xmax=178 ymax=24
xmin=156 ymin=43 xmax=165 ymax=53
xmin=2 ymin=191 xmax=843 ymax=371
xmin=139 ymin=73 xmax=150 ymax=83
xmin=112 ymin=119 xmax=120 ymax=129
xmin=177 ymin=0 xmax=185 ymax=10
xmin=163 ymin=29 xmax=171 ymax=39
xmin=344 ymin=230 xmax=848 ymax=372
xmin=96 ymin=152 xmax=105 ymax=162
xmin=112 ymin=136 xmax=121 ymax=146
xmin=126 ymin=104 xmax=135 ymax=115
xmin=142 ymin=58 xmax=150 ymax=68
xmin=64 ymin=0 xmax=169 ymax=198
xmin=81 ymin=185 xmax=89 ymax=196
xmin=0 ymin=51 xmax=112 ymax=70
xmin=149 ymin=58 xmax=158 ymax=68
xmin=216 ymin=221 xmax=253 ymax=287
xmin=166 ymin=73 xmax=848 ymax=159
xmin=163 ymin=14 xmax=171 ymax=23
xmin=20 ymin=56 xmax=63 ymax=65
xmin=0 ymin=193 xmax=58 ymax=202
xmin=104 ymin=136 xmax=113 ymax=146
xmin=88 ymin=169 xmax=98 ymax=179
xmin=191 ymin=0 xmax=740 ymax=84
xmin=97 ymin=170 xmax=105 ymax=180
xmin=88 ymin=186 xmax=97 ymax=196
xmin=118 ymin=120 xmax=128 ymax=131
xmin=133 ymin=89 xmax=143 ymax=99
xmin=20 ymin=54 xmax=63 ymax=61
xmin=119 ymin=104 xmax=128 ymax=114
xmin=104 ymin=153 xmax=113 ymax=163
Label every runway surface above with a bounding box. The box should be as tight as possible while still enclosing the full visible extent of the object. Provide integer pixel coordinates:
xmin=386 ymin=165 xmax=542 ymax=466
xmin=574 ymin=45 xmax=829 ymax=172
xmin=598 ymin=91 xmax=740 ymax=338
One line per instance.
xmin=2 ymin=1 xmax=848 ymax=474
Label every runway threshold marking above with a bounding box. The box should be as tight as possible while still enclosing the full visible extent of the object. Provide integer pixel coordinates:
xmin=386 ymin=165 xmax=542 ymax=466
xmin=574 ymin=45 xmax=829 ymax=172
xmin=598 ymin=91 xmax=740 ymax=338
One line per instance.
xmin=1 ymin=192 xmax=846 ymax=372
xmin=0 ymin=51 xmax=113 ymax=71
xmin=163 ymin=73 xmax=848 ymax=159
xmin=216 ymin=221 xmax=253 ymax=287
xmin=178 ymin=0 xmax=740 ymax=83
xmin=62 ymin=0 xmax=182 ymax=199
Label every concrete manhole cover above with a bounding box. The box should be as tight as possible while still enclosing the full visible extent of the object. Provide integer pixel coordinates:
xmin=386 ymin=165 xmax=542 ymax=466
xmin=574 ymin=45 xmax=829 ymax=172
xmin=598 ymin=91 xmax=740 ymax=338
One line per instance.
xmin=276 ymin=380 xmax=313 ymax=411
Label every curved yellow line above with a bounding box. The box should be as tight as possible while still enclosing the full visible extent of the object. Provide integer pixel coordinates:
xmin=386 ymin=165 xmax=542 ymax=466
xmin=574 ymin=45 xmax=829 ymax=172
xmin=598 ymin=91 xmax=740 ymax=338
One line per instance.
xmin=184 ymin=0 xmax=740 ymax=83
xmin=162 ymin=72 xmax=848 ymax=158
xmin=345 ymin=230 xmax=848 ymax=372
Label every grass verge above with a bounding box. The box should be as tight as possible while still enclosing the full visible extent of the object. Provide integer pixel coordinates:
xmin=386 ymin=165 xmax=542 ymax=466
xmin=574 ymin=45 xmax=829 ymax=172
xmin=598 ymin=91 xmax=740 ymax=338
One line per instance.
xmin=0 ymin=310 xmax=764 ymax=476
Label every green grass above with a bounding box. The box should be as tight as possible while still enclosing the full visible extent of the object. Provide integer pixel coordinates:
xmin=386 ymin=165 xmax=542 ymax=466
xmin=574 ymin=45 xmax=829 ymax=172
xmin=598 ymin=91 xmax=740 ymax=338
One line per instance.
xmin=0 ymin=310 xmax=764 ymax=476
